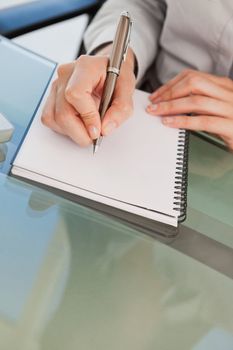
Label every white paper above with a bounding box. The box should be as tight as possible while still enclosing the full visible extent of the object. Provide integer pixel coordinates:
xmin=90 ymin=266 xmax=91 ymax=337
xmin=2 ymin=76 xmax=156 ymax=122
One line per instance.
xmin=13 ymin=15 xmax=89 ymax=64
xmin=13 ymin=80 xmax=181 ymax=227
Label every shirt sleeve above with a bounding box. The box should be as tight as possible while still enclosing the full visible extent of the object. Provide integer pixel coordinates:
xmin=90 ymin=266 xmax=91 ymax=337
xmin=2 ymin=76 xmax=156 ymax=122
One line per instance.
xmin=84 ymin=0 xmax=166 ymax=83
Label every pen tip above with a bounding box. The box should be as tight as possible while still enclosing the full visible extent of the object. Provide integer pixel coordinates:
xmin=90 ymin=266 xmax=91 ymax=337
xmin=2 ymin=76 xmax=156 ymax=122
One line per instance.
xmin=93 ymin=145 xmax=98 ymax=155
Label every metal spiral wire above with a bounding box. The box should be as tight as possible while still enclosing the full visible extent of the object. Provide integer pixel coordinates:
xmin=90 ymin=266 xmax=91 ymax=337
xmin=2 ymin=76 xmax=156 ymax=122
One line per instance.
xmin=173 ymin=130 xmax=190 ymax=222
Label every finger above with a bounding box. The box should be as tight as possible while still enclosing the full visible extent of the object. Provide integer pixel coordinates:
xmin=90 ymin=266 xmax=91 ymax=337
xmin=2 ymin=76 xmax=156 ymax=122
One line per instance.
xmin=41 ymin=81 xmax=65 ymax=134
xmin=161 ymin=114 xmax=233 ymax=137
xmin=195 ymin=71 xmax=233 ymax=91
xmin=54 ymin=86 xmax=91 ymax=147
xmin=150 ymin=70 xmax=233 ymax=102
xmin=101 ymin=96 xmax=134 ymax=136
xmin=147 ymin=95 xmax=233 ymax=119
xmin=150 ymin=74 xmax=233 ymax=104
xmin=149 ymin=70 xmax=187 ymax=101
xmin=65 ymin=56 xmax=107 ymax=140
xmin=101 ymin=74 xmax=135 ymax=136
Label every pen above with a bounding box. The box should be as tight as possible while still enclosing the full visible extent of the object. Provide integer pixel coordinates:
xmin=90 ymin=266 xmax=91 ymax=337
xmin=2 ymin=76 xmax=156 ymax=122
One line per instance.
xmin=93 ymin=11 xmax=132 ymax=154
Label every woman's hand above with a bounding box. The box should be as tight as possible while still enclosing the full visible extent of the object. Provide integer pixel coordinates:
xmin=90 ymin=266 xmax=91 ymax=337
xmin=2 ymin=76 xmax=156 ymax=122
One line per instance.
xmin=147 ymin=69 xmax=233 ymax=151
xmin=41 ymin=46 xmax=136 ymax=147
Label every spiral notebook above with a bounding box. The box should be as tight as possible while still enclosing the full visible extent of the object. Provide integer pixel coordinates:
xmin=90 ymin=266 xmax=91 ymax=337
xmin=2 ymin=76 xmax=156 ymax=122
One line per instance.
xmin=11 ymin=70 xmax=189 ymax=233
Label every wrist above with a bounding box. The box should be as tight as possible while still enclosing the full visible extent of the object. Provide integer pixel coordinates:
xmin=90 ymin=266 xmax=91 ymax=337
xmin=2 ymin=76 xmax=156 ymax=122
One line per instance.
xmin=124 ymin=47 xmax=138 ymax=78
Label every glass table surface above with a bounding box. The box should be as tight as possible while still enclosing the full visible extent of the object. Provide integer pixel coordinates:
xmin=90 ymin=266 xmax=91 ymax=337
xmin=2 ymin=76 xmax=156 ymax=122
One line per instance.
xmin=1 ymin=135 xmax=233 ymax=350
xmin=0 ymin=41 xmax=233 ymax=350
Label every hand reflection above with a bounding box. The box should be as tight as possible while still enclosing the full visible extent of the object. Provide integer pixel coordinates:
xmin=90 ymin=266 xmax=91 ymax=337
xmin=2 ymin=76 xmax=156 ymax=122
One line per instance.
xmin=28 ymin=189 xmax=56 ymax=212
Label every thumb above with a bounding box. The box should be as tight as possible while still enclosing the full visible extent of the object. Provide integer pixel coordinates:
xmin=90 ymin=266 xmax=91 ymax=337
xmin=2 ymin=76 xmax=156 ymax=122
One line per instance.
xmin=101 ymin=68 xmax=135 ymax=136
xmin=102 ymin=96 xmax=134 ymax=136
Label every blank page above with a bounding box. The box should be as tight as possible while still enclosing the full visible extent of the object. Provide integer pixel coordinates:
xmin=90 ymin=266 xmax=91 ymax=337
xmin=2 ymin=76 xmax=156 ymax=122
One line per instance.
xmin=13 ymin=88 xmax=180 ymax=224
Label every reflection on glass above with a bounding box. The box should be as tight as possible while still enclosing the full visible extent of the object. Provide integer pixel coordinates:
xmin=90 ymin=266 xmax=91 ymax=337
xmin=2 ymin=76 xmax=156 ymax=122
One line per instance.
xmin=0 ymin=38 xmax=55 ymax=174
xmin=0 ymin=176 xmax=71 ymax=350
xmin=183 ymin=135 xmax=233 ymax=250
xmin=1 ymin=176 xmax=233 ymax=350
xmin=0 ymin=143 xmax=7 ymax=164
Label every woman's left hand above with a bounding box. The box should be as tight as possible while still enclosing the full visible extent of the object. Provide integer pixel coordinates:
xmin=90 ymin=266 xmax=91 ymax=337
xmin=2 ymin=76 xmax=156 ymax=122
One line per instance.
xmin=147 ymin=69 xmax=233 ymax=151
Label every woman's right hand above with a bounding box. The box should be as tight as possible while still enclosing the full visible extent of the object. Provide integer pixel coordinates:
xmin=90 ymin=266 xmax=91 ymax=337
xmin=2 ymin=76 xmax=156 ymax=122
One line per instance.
xmin=41 ymin=46 xmax=136 ymax=147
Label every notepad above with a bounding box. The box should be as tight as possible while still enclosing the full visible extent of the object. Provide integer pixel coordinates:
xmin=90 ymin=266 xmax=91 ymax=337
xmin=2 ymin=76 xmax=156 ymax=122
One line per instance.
xmin=11 ymin=72 xmax=189 ymax=230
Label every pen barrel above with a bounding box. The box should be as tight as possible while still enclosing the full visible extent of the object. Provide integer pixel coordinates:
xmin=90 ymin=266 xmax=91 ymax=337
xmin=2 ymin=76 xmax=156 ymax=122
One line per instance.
xmin=99 ymin=72 xmax=118 ymax=119
xmin=110 ymin=14 xmax=131 ymax=70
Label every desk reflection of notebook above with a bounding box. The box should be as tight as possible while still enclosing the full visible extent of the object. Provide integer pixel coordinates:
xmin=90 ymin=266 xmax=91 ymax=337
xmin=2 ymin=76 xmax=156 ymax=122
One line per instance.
xmin=3 ymin=36 xmax=189 ymax=237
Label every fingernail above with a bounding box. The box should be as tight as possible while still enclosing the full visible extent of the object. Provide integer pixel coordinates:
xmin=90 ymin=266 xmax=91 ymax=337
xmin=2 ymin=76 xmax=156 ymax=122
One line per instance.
xmin=153 ymin=96 xmax=162 ymax=103
xmin=162 ymin=117 xmax=173 ymax=125
xmin=104 ymin=121 xmax=117 ymax=135
xmin=88 ymin=125 xmax=99 ymax=139
xmin=147 ymin=104 xmax=158 ymax=112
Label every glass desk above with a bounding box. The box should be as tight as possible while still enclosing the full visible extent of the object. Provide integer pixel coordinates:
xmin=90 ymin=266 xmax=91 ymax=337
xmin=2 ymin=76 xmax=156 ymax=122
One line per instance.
xmin=1 ymin=139 xmax=233 ymax=350
xmin=0 ymin=49 xmax=233 ymax=349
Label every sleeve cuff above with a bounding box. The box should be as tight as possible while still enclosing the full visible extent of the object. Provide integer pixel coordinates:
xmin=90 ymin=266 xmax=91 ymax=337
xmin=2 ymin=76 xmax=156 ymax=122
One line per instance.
xmin=84 ymin=27 xmax=153 ymax=84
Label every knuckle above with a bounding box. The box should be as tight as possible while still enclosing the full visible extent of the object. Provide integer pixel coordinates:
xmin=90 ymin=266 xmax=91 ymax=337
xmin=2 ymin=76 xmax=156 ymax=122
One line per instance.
xmin=91 ymin=55 xmax=109 ymax=71
xmin=57 ymin=64 xmax=67 ymax=77
xmin=77 ymin=54 xmax=106 ymax=68
xmin=64 ymin=87 xmax=73 ymax=101
xmin=80 ymin=110 xmax=98 ymax=122
xmin=186 ymin=73 xmax=197 ymax=86
xmin=54 ymin=111 xmax=67 ymax=128
xmin=65 ymin=87 xmax=82 ymax=102
xmin=41 ymin=112 xmax=52 ymax=127
xmin=189 ymin=94 xmax=201 ymax=105
xmin=51 ymin=79 xmax=58 ymax=89
xmin=188 ymin=75 xmax=202 ymax=89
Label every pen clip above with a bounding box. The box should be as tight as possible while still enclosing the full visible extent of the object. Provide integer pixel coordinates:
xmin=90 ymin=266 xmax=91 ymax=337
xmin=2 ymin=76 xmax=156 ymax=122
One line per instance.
xmin=123 ymin=18 xmax=132 ymax=62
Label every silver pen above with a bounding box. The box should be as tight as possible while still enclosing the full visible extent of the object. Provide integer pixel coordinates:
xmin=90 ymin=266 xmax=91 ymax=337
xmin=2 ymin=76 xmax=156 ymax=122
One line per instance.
xmin=93 ymin=11 xmax=132 ymax=154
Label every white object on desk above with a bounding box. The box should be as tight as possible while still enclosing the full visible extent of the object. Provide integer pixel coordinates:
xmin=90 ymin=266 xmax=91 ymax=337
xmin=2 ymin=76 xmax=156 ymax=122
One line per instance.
xmin=0 ymin=113 xmax=14 ymax=143
xmin=13 ymin=15 xmax=89 ymax=63
xmin=0 ymin=0 xmax=37 ymax=10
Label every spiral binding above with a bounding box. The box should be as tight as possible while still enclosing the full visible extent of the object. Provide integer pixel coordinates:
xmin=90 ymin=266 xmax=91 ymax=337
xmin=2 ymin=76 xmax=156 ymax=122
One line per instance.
xmin=173 ymin=130 xmax=190 ymax=222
